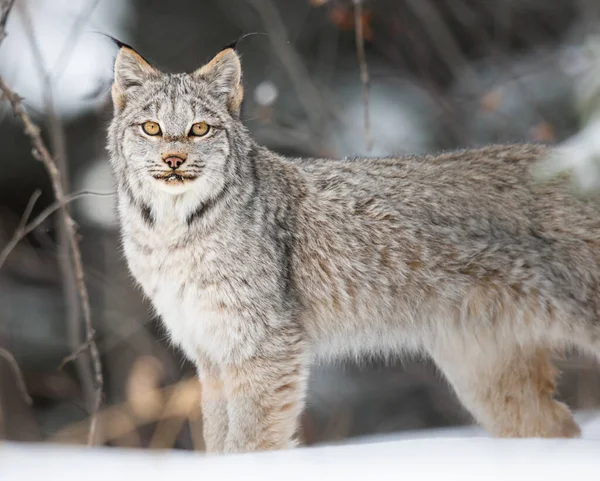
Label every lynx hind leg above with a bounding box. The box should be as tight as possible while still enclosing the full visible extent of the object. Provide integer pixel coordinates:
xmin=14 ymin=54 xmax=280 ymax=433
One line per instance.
xmin=430 ymin=342 xmax=580 ymax=438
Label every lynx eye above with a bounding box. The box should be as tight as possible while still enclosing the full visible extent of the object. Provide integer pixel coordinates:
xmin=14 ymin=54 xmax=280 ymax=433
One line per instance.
xmin=142 ymin=121 xmax=161 ymax=136
xmin=189 ymin=122 xmax=211 ymax=137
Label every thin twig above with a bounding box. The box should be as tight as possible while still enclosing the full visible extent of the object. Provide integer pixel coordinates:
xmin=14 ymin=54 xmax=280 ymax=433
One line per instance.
xmin=18 ymin=0 xmax=100 ymax=427
xmin=0 ymin=190 xmax=41 ymax=269
xmin=0 ymin=0 xmax=14 ymax=43
xmin=0 ymin=0 xmax=33 ymax=417
xmin=353 ymin=0 xmax=373 ymax=151
xmin=0 ymin=190 xmax=114 ymax=271
xmin=51 ymin=0 xmax=101 ymax=80
xmin=58 ymin=337 xmax=94 ymax=371
xmin=7 ymin=3 xmax=104 ymax=444
xmin=0 ymin=20 xmax=103 ymax=443
xmin=0 ymin=348 xmax=32 ymax=405
xmin=248 ymin=0 xmax=335 ymax=130
xmin=405 ymin=0 xmax=475 ymax=80
xmin=16 ymin=189 xmax=42 ymax=233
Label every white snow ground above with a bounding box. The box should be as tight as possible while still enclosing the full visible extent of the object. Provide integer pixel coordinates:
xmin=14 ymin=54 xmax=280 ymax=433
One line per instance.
xmin=2 ymin=412 xmax=600 ymax=481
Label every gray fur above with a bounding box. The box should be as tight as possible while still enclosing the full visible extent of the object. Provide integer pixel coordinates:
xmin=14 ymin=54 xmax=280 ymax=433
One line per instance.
xmin=108 ymin=46 xmax=600 ymax=452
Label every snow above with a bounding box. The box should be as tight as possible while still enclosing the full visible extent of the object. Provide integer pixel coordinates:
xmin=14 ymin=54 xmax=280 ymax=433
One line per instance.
xmin=534 ymin=118 xmax=600 ymax=193
xmin=2 ymin=414 xmax=600 ymax=481
xmin=1 ymin=437 xmax=600 ymax=480
xmin=532 ymin=33 xmax=600 ymax=193
xmin=339 ymin=410 xmax=600 ymax=444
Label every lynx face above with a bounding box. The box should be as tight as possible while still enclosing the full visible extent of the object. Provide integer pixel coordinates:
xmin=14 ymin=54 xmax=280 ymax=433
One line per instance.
xmin=108 ymin=46 xmax=244 ymax=200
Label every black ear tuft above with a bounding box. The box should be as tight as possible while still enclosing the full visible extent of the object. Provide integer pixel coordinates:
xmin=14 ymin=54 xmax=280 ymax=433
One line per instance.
xmin=91 ymin=31 xmax=135 ymax=50
xmin=107 ymin=35 xmax=133 ymax=51
xmin=222 ymin=40 xmax=239 ymax=51
xmin=221 ymin=32 xmax=267 ymax=53
xmin=92 ymin=31 xmax=155 ymax=65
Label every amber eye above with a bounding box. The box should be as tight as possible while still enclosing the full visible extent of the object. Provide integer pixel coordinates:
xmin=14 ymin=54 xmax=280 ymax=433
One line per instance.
xmin=142 ymin=121 xmax=161 ymax=136
xmin=189 ymin=122 xmax=211 ymax=137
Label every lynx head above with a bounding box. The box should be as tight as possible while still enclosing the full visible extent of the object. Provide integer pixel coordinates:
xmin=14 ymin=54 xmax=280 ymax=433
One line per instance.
xmin=107 ymin=45 xmax=247 ymax=204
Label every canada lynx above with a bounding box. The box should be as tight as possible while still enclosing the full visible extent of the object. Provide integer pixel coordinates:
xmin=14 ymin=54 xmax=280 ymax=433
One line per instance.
xmin=107 ymin=44 xmax=600 ymax=453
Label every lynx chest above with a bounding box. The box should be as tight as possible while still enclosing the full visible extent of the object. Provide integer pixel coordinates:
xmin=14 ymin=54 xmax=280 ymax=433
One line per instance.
xmin=122 ymin=234 xmax=248 ymax=364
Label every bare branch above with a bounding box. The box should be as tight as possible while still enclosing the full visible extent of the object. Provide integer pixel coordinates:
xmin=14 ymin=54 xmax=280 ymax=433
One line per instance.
xmin=0 ymin=6 xmax=103 ymax=442
xmin=0 ymin=190 xmax=41 ymax=270
xmin=0 ymin=0 xmax=15 ymax=43
xmin=0 ymin=348 xmax=32 ymax=406
xmin=3 ymin=3 xmax=106 ymax=444
xmin=57 ymin=337 xmax=94 ymax=371
xmin=16 ymin=189 xmax=42 ymax=232
xmin=353 ymin=0 xmax=373 ymax=151
xmin=0 ymin=190 xmax=115 ymax=271
xmin=248 ymin=0 xmax=335 ymax=132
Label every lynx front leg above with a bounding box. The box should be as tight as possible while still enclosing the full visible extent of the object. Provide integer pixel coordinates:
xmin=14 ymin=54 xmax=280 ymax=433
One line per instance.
xmin=197 ymin=365 xmax=229 ymax=453
xmin=221 ymin=344 xmax=308 ymax=453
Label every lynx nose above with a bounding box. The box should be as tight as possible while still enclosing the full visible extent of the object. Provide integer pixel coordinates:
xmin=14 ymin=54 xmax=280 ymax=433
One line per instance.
xmin=162 ymin=154 xmax=187 ymax=170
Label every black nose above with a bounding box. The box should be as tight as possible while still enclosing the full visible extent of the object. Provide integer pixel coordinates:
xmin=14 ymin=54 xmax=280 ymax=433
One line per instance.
xmin=163 ymin=155 xmax=186 ymax=169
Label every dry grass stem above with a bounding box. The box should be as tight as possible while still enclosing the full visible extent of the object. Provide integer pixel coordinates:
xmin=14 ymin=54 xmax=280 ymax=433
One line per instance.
xmin=0 ymin=347 xmax=33 ymax=405
xmin=353 ymin=0 xmax=373 ymax=151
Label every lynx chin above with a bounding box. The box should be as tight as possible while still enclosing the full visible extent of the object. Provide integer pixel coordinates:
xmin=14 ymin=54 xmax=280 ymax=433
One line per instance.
xmin=108 ymin=44 xmax=600 ymax=453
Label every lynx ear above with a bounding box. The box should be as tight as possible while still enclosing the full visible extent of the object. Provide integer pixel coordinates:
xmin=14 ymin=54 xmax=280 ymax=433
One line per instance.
xmin=193 ymin=48 xmax=243 ymax=116
xmin=112 ymin=46 xmax=159 ymax=112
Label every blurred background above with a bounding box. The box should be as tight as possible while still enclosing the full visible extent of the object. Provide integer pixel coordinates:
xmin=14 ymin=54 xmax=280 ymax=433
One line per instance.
xmin=2 ymin=0 xmax=600 ymax=449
